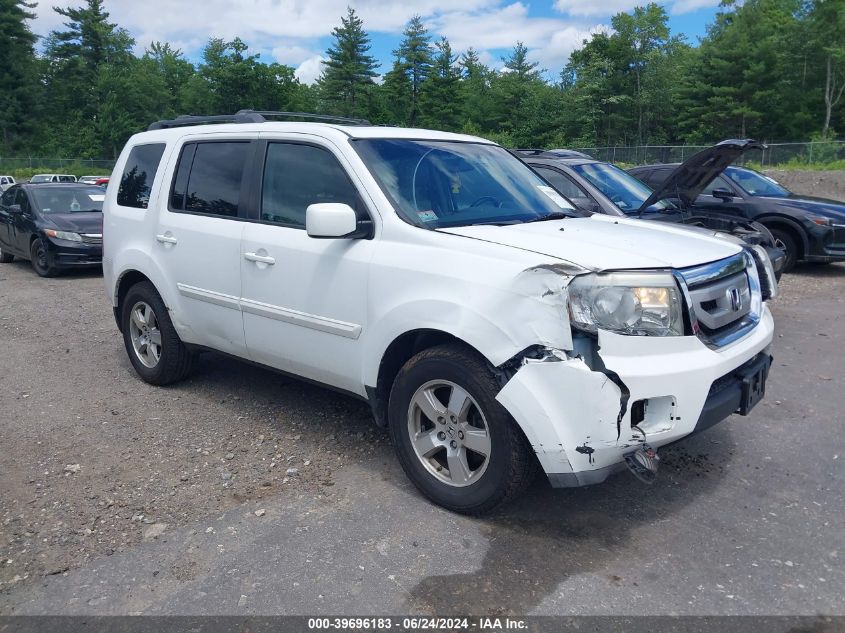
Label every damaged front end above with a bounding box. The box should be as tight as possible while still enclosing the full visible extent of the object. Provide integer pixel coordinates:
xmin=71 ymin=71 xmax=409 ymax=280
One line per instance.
xmin=493 ymin=253 xmax=775 ymax=488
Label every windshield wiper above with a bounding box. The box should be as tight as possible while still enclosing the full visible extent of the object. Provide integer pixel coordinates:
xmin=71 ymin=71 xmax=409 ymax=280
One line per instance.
xmin=523 ymin=211 xmax=573 ymax=223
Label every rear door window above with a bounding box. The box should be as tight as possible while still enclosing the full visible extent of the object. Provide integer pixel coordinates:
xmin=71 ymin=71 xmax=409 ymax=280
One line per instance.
xmin=117 ymin=143 xmax=166 ymax=208
xmin=170 ymin=142 xmax=249 ymax=218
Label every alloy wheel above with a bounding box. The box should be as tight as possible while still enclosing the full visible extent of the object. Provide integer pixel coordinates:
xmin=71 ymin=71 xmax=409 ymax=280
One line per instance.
xmin=406 ymin=379 xmax=492 ymax=487
xmin=128 ymin=301 xmax=162 ymax=368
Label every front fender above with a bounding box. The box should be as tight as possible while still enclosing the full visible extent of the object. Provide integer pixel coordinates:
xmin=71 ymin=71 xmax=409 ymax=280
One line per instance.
xmin=362 ymin=263 xmax=579 ymax=387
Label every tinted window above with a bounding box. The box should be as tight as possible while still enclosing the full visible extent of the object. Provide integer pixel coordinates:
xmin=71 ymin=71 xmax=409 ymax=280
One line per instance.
xmin=533 ymin=166 xmax=586 ymax=199
xmin=117 ymin=143 xmax=165 ymax=209
xmin=1 ymin=187 xmax=15 ymax=206
xmin=702 ymin=176 xmax=733 ymax=196
xmin=15 ymin=188 xmax=31 ymax=213
xmin=174 ymin=142 xmax=248 ymax=217
xmin=261 ymin=143 xmax=359 ymax=228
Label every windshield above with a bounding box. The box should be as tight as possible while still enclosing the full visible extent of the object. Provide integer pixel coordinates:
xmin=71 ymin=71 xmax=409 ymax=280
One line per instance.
xmin=31 ymin=186 xmax=104 ymax=213
xmin=725 ymin=167 xmax=789 ymax=197
xmin=570 ymin=162 xmax=673 ymax=213
xmin=352 ymin=140 xmax=577 ymax=228
xmin=30 ymin=175 xmax=52 ymax=183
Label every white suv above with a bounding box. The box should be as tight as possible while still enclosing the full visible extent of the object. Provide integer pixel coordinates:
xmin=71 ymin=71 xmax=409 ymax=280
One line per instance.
xmin=103 ymin=111 xmax=776 ymax=514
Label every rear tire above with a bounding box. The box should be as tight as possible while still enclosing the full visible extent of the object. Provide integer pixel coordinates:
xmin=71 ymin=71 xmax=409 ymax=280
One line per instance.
xmin=30 ymin=238 xmax=58 ymax=277
xmin=0 ymin=247 xmax=13 ymax=263
xmin=769 ymin=228 xmax=799 ymax=273
xmin=121 ymin=281 xmax=193 ymax=385
xmin=388 ymin=343 xmax=537 ymax=515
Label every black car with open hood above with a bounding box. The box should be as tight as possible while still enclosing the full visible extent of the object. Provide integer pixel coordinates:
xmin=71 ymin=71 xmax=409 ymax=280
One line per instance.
xmin=629 ymin=141 xmax=845 ymax=272
xmin=516 ymin=145 xmax=785 ymax=289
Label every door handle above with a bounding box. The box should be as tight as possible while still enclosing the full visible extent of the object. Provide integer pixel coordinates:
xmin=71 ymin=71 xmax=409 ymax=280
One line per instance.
xmin=244 ymin=252 xmax=275 ymax=265
xmin=156 ymin=234 xmax=178 ymax=244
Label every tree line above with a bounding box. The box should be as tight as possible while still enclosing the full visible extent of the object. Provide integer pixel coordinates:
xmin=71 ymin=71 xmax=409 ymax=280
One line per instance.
xmin=1 ymin=0 xmax=843 ymax=159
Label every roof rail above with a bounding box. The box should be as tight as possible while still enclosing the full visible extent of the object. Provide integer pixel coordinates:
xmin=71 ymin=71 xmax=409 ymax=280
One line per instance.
xmin=237 ymin=110 xmax=371 ymax=125
xmin=147 ymin=110 xmax=370 ymax=131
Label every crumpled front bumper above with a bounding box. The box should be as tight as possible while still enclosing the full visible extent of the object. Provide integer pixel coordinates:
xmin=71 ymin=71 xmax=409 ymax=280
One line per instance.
xmin=496 ymin=305 xmax=775 ymax=487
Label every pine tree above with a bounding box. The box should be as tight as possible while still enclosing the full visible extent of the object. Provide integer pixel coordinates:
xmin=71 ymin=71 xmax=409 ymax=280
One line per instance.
xmin=0 ymin=0 xmax=39 ymax=151
xmin=394 ymin=15 xmax=433 ymax=125
xmin=317 ymin=7 xmax=379 ymax=118
xmin=419 ymin=38 xmax=461 ymax=130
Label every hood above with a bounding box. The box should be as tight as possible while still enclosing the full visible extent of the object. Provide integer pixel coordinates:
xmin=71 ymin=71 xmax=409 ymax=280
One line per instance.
xmin=638 ymin=139 xmax=765 ymax=213
xmin=41 ymin=212 xmax=103 ymax=233
xmin=773 ymin=195 xmax=845 ymax=223
xmin=438 ymin=214 xmax=742 ymax=271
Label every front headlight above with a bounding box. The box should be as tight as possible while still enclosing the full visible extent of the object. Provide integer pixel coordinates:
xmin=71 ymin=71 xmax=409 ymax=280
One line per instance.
xmin=44 ymin=229 xmax=82 ymax=242
xmin=568 ymin=272 xmax=684 ymax=336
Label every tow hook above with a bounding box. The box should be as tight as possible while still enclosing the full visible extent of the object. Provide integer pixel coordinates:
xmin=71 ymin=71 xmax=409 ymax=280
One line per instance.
xmin=624 ymin=443 xmax=660 ymax=484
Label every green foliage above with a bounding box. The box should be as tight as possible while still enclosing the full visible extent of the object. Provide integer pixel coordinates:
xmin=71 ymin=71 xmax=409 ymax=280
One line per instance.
xmin=0 ymin=0 xmax=39 ymax=153
xmin=316 ymin=7 xmax=379 ymax=119
xmin=5 ymin=0 xmax=845 ymax=161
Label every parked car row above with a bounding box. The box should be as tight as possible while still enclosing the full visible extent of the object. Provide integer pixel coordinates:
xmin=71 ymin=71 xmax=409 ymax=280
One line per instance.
xmin=514 ymin=140 xmax=845 ymax=273
xmin=13 ymin=112 xmax=836 ymax=513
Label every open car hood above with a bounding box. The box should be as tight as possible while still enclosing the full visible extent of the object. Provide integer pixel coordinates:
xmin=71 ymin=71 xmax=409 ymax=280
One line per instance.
xmin=637 ymin=139 xmax=765 ymax=213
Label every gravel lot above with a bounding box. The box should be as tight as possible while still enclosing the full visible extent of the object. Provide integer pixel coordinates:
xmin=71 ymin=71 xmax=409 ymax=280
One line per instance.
xmin=1 ymin=204 xmax=844 ymax=615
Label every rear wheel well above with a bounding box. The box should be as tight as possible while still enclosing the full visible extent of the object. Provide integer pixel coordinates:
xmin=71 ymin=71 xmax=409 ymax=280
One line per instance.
xmin=369 ymin=329 xmax=466 ymax=427
xmin=115 ymin=271 xmax=154 ymax=332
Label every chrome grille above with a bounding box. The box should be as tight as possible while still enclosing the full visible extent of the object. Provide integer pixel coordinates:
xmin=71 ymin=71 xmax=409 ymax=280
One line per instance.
xmin=678 ymin=252 xmax=760 ymax=348
xmin=80 ymin=233 xmax=102 ymax=244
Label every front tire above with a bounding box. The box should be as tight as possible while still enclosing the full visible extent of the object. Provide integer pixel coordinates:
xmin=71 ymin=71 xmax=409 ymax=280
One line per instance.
xmin=0 ymin=247 xmax=13 ymax=263
xmin=770 ymin=228 xmax=799 ymax=273
xmin=30 ymin=238 xmax=57 ymax=277
xmin=121 ymin=281 xmax=193 ymax=385
xmin=388 ymin=344 xmax=537 ymax=515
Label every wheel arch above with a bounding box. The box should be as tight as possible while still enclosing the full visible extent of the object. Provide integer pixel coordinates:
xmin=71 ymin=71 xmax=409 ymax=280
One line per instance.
xmin=366 ymin=328 xmax=491 ymax=428
xmin=756 ymin=215 xmax=808 ymax=259
xmin=114 ymin=269 xmax=155 ymax=332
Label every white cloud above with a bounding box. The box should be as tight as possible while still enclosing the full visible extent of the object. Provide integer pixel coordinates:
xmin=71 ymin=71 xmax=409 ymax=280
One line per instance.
xmin=553 ymin=0 xmax=642 ymax=17
xmin=272 ymin=45 xmax=318 ymax=66
xmin=432 ymin=3 xmax=608 ymax=74
xmin=295 ymin=55 xmax=325 ymax=85
xmin=31 ymin=0 xmax=496 ymax=43
xmin=670 ymin=0 xmax=720 ymax=14
xmin=529 ymin=23 xmax=609 ymax=70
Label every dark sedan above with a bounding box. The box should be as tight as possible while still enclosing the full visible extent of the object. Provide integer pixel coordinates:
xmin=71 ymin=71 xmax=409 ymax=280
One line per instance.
xmin=629 ymin=160 xmax=845 ymax=272
xmin=0 ymin=183 xmax=104 ymax=277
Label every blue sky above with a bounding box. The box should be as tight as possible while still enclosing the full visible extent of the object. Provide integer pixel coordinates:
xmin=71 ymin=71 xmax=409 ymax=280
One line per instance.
xmin=31 ymin=0 xmax=720 ymax=84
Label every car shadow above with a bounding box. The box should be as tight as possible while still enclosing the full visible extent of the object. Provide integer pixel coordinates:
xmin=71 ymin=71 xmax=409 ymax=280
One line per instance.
xmin=178 ymin=350 xmax=733 ymax=617
xmin=404 ymin=429 xmax=734 ymax=615
xmin=1 ymin=259 xmax=102 ymax=279
xmin=789 ymin=262 xmax=845 ymax=278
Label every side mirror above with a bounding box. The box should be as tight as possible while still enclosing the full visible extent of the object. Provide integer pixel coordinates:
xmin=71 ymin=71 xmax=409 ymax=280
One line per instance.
xmin=306 ymin=203 xmax=371 ymax=239
xmin=8 ymin=204 xmax=22 ymax=215
xmin=711 ymin=188 xmax=734 ymax=200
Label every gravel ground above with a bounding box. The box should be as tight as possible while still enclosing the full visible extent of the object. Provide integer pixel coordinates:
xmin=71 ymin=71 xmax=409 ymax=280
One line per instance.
xmin=0 ymin=241 xmax=843 ymax=615
xmin=0 ymin=261 xmax=380 ymax=590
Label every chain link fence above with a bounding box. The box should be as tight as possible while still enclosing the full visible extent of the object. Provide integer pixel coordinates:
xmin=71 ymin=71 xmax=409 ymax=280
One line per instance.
xmin=0 ymin=157 xmax=116 ymax=175
xmin=570 ymin=140 xmax=845 ymax=167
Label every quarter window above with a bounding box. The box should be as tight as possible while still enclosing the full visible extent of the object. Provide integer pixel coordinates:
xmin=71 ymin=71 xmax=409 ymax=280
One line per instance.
xmin=117 ymin=143 xmax=166 ymax=209
xmin=170 ymin=142 xmax=248 ymax=218
xmin=261 ymin=143 xmax=359 ymax=228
